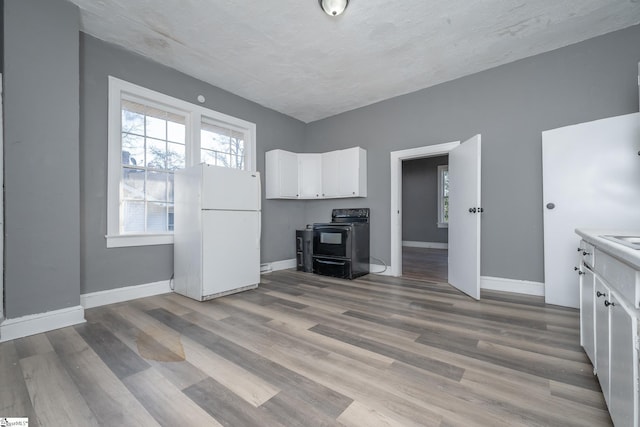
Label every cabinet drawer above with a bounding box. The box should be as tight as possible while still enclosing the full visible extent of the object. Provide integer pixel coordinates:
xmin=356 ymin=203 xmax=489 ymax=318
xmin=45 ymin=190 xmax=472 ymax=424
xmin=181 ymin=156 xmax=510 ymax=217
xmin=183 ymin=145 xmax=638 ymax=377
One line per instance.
xmin=580 ymin=241 xmax=595 ymax=268
xmin=595 ymin=249 xmax=640 ymax=309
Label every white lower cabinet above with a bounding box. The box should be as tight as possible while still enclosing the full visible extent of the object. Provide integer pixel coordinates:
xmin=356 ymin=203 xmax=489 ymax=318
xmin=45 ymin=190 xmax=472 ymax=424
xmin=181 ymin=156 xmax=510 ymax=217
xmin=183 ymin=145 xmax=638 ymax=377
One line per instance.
xmin=579 ymin=237 xmax=639 ymax=427
xmin=594 ymin=277 xmax=611 ymax=404
xmin=609 ymin=292 xmax=637 ymax=427
xmin=580 ymin=267 xmax=596 ymax=366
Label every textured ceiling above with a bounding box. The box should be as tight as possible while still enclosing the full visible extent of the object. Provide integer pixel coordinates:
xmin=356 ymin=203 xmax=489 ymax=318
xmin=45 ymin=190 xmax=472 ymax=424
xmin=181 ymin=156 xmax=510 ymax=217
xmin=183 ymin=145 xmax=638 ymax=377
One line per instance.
xmin=68 ymin=0 xmax=640 ymax=123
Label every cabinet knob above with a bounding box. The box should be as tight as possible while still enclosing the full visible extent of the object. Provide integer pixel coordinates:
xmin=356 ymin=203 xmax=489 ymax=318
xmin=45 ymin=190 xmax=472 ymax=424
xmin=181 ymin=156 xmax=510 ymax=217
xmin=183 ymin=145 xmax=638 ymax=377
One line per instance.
xmin=577 ymin=247 xmax=582 ymax=252
xmin=582 ymin=251 xmax=591 ymax=256
xmin=604 ymin=300 xmax=615 ymax=307
xmin=596 ymin=291 xmax=605 ymax=298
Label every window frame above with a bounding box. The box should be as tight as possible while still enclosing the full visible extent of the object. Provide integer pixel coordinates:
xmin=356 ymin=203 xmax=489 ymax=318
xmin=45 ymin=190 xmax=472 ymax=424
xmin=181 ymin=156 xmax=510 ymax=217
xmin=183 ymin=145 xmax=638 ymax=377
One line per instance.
xmin=106 ymin=76 xmax=256 ymax=248
xmin=437 ymin=164 xmax=449 ymax=228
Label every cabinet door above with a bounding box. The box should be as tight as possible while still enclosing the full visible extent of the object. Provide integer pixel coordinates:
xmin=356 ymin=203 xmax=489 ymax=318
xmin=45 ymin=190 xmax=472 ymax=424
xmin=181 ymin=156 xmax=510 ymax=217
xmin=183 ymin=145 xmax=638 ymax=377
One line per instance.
xmin=609 ymin=293 xmax=637 ymax=427
xmin=580 ymin=267 xmax=596 ymax=365
xmin=298 ymin=154 xmax=322 ymax=198
xmin=321 ymin=150 xmax=342 ymax=197
xmin=265 ymin=150 xmax=298 ymax=199
xmin=594 ymin=277 xmax=610 ymax=404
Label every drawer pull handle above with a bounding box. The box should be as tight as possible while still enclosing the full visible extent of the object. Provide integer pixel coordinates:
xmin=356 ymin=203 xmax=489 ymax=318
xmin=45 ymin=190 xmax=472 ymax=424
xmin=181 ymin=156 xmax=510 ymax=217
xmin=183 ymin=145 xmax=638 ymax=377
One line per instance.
xmin=596 ymin=291 xmax=605 ymax=298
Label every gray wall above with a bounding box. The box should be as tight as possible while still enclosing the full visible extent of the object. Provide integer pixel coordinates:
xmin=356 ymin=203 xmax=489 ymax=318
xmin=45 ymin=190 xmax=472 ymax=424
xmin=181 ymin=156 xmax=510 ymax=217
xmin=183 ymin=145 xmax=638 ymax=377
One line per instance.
xmin=402 ymin=155 xmax=448 ymax=244
xmin=4 ymin=0 xmax=80 ymax=318
xmin=305 ymin=24 xmax=640 ymax=283
xmin=80 ymin=34 xmax=307 ymax=294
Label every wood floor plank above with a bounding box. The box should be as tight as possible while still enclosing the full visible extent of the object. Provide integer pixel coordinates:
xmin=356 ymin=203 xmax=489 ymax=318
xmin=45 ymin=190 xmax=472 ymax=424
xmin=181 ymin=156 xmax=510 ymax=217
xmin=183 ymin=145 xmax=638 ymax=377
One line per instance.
xmin=46 ymin=327 xmax=160 ymax=426
xmin=75 ymin=320 xmax=150 ymax=379
xmin=309 ymin=323 xmax=465 ymax=381
xmin=147 ymin=307 xmax=354 ymax=419
xmin=184 ymin=377 xmax=285 ymax=427
xmin=0 ymin=342 xmax=40 ymax=425
xmin=13 ymin=334 xmax=54 ymax=359
xmin=181 ymin=335 xmax=280 ymax=407
xmin=122 ymin=368 xmax=222 ymax=427
xmin=19 ymin=351 xmax=100 ymax=427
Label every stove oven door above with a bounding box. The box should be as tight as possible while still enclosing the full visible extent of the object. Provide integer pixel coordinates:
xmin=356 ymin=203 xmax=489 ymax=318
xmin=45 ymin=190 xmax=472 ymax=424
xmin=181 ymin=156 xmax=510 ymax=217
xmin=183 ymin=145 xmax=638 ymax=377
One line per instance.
xmin=313 ymin=225 xmax=351 ymax=258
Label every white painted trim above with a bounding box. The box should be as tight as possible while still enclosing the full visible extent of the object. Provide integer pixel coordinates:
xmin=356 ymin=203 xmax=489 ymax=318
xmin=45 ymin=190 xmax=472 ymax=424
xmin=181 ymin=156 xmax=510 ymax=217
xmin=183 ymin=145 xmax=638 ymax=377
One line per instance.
xmin=0 ymin=305 xmax=85 ymax=343
xmin=480 ymin=276 xmax=545 ymax=297
xmin=402 ymin=241 xmax=449 ymax=249
xmin=390 ymin=141 xmax=460 ymax=277
xmin=81 ymin=280 xmax=172 ymax=309
xmin=105 ymin=233 xmax=173 ymax=248
xmin=261 ymin=259 xmax=297 ymax=273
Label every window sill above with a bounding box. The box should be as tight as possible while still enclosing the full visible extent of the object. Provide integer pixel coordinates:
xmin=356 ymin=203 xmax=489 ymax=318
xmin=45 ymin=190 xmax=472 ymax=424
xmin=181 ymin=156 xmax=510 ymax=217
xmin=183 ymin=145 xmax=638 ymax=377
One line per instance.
xmin=437 ymin=223 xmax=449 ymax=229
xmin=105 ymin=233 xmax=174 ymax=248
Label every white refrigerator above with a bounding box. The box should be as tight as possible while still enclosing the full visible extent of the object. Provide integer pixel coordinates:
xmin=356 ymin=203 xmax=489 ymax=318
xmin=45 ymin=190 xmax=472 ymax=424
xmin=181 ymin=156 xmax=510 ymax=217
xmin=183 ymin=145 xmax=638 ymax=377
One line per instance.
xmin=174 ymin=163 xmax=261 ymax=301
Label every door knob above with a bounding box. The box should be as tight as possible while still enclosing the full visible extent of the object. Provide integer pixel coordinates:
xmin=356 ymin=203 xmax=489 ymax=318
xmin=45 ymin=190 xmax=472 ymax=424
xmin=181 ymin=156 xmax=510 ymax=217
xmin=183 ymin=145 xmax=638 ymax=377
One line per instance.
xmin=469 ymin=207 xmax=477 ymax=213
xmin=546 ymin=203 xmax=555 ymax=209
xmin=596 ymin=291 xmax=605 ymax=298
xmin=604 ymin=300 xmax=615 ymax=307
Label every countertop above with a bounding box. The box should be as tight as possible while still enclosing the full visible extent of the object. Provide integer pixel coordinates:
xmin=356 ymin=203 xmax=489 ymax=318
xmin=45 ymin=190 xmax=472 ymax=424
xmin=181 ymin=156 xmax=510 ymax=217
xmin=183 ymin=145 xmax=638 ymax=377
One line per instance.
xmin=576 ymin=229 xmax=640 ymax=270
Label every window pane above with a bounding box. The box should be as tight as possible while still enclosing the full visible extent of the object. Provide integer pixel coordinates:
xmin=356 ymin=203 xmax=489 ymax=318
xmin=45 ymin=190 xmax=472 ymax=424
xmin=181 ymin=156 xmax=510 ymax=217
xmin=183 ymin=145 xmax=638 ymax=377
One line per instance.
xmin=201 ymin=149 xmax=217 ymax=166
xmin=167 ymin=142 xmax=185 ymax=170
xmin=123 ymin=200 xmax=145 ymax=233
xmin=201 ymin=128 xmax=230 ymax=152
xmin=147 ymin=202 xmax=168 ymax=232
xmin=443 ymin=171 xmax=449 ymax=197
xmin=147 ymin=171 xmax=168 ymax=202
xmin=122 ymin=101 xmax=145 ymax=136
xmin=146 ymin=138 xmax=167 ymax=170
xmin=122 ymin=134 xmax=144 ymax=166
xmin=167 ymin=119 xmax=185 ymax=144
xmin=145 ymin=108 xmax=167 ymax=140
xmin=122 ymin=167 xmax=145 ymax=200
xmin=231 ymin=155 xmax=244 ymax=169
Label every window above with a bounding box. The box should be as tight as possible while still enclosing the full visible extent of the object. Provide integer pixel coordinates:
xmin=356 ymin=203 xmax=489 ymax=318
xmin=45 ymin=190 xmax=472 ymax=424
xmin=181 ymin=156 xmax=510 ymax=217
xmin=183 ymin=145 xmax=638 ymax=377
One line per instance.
xmin=107 ymin=77 xmax=256 ymax=248
xmin=437 ymin=165 xmax=449 ymax=228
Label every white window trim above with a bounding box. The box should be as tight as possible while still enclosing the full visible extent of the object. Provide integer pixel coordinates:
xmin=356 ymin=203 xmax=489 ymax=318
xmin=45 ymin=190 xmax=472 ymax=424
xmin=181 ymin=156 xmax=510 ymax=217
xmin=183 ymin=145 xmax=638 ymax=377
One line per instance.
xmin=437 ymin=164 xmax=449 ymax=229
xmin=106 ymin=76 xmax=257 ymax=248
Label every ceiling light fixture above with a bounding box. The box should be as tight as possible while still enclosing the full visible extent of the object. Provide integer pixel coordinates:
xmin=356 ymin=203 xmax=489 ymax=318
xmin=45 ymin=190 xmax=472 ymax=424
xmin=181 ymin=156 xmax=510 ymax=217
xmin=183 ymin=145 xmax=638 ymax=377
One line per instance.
xmin=319 ymin=0 xmax=349 ymax=16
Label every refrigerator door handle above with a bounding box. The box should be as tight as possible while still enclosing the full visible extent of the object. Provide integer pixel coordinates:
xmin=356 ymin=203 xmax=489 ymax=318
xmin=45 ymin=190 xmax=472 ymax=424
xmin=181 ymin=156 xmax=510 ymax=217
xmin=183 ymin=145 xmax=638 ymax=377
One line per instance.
xmin=257 ymin=211 xmax=262 ymax=249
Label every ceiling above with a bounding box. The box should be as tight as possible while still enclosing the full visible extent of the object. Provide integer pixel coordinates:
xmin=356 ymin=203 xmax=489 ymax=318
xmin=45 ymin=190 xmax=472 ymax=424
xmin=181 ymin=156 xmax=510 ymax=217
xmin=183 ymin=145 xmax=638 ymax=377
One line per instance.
xmin=68 ymin=0 xmax=640 ymax=123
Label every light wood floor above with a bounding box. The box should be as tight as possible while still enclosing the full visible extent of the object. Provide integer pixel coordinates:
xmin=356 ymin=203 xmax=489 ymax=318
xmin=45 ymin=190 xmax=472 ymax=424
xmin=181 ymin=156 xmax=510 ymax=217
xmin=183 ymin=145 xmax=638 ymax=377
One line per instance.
xmin=0 ymin=270 xmax=610 ymax=426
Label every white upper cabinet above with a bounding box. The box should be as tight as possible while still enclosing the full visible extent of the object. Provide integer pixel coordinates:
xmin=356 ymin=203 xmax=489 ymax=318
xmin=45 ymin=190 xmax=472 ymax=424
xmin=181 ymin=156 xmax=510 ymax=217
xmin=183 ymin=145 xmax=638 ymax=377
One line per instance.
xmin=265 ymin=149 xmax=298 ymax=199
xmin=298 ymin=153 xmax=322 ymax=198
xmin=322 ymin=147 xmax=367 ymax=198
xmin=266 ymin=147 xmax=367 ymax=200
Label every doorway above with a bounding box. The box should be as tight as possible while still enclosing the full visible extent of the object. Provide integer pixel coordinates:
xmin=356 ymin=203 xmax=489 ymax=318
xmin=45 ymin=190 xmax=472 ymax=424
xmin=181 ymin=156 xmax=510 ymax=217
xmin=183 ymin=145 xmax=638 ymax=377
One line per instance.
xmin=401 ymin=155 xmax=449 ymax=282
xmin=390 ymin=136 xmax=482 ymax=299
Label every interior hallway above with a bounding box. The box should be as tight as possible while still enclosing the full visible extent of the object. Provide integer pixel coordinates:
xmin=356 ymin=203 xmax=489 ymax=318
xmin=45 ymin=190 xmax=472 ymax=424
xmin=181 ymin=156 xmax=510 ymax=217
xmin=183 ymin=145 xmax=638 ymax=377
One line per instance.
xmin=402 ymin=247 xmax=448 ymax=283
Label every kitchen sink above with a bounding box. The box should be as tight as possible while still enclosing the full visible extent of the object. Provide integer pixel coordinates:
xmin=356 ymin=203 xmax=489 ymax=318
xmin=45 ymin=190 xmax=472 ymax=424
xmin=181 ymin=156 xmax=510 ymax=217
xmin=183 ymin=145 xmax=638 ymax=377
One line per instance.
xmin=601 ymin=235 xmax=640 ymax=250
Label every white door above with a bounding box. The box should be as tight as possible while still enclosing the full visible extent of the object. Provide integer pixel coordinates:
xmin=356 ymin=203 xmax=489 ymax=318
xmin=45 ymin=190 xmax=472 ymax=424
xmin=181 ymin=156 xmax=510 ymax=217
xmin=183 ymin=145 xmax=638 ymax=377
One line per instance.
xmin=448 ymin=135 xmax=482 ymax=300
xmin=542 ymin=113 xmax=640 ymax=308
xmin=202 ymin=210 xmax=261 ymax=297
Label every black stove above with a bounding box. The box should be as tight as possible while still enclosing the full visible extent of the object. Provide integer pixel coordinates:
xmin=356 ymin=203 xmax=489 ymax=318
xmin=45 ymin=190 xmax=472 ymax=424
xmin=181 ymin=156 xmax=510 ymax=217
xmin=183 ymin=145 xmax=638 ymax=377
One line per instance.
xmin=312 ymin=208 xmax=370 ymax=279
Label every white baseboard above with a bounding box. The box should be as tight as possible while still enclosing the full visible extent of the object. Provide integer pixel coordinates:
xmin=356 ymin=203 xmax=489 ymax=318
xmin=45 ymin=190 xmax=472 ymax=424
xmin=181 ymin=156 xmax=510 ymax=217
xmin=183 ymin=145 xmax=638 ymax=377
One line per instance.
xmin=402 ymin=241 xmax=448 ymax=249
xmin=261 ymin=259 xmax=297 ymax=273
xmin=480 ymin=276 xmax=545 ymax=297
xmin=81 ymin=280 xmax=172 ymax=309
xmin=0 ymin=305 xmax=85 ymax=343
